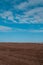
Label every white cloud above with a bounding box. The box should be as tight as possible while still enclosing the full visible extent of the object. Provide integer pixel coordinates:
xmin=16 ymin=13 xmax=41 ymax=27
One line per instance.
xmin=0 ymin=11 xmax=17 ymax=23
xmin=24 ymin=7 xmax=43 ymax=23
xmin=13 ymin=0 xmax=43 ymax=24
xmin=16 ymin=1 xmax=28 ymax=10
xmin=0 ymin=0 xmax=43 ymax=24
xmin=16 ymin=0 xmax=43 ymax=10
xmin=15 ymin=7 xmax=43 ymax=24
xmin=0 ymin=25 xmax=12 ymax=31
xmin=28 ymin=0 xmax=43 ymax=6
xmin=24 ymin=7 xmax=43 ymax=16
xmin=0 ymin=11 xmax=12 ymax=18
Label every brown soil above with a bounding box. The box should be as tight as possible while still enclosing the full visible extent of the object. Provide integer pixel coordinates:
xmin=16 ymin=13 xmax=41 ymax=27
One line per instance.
xmin=0 ymin=43 xmax=43 ymax=65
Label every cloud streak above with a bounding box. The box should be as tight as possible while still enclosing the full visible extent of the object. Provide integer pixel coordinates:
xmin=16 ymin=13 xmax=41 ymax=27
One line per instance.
xmin=0 ymin=25 xmax=43 ymax=32
xmin=0 ymin=25 xmax=12 ymax=31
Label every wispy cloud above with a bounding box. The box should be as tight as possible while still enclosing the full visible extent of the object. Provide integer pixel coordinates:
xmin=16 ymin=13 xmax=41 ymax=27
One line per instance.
xmin=0 ymin=25 xmax=12 ymax=31
xmin=14 ymin=0 xmax=43 ymax=24
xmin=23 ymin=7 xmax=43 ymax=24
xmin=0 ymin=11 xmax=17 ymax=23
xmin=0 ymin=0 xmax=43 ymax=24
xmin=15 ymin=7 xmax=43 ymax=24
xmin=16 ymin=1 xmax=28 ymax=10
xmin=16 ymin=0 xmax=43 ymax=10
xmin=0 ymin=25 xmax=43 ymax=32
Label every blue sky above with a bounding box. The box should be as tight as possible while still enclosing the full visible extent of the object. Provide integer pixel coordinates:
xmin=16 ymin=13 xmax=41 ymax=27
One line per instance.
xmin=0 ymin=0 xmax=43 ymax=42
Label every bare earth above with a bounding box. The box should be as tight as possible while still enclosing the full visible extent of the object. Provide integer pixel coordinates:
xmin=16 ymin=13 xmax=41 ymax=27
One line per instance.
xmin=0 ymin=43 xmax=43 ymax=65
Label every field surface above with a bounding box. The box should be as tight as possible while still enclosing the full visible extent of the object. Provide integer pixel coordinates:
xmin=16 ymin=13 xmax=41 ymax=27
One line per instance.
xmin=0 ymin=43 xmax=43 ymax=65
